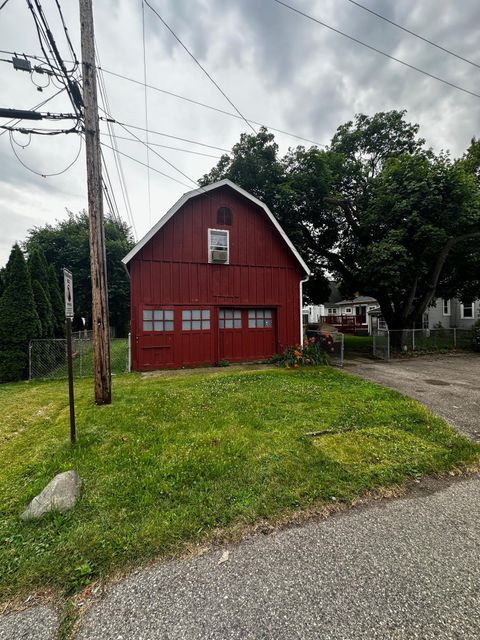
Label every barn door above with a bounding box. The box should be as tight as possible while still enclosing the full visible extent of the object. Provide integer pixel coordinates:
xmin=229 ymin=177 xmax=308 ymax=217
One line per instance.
xmin=218 ymin=309 xmax=243 ymax=362
xmin=137 ymin=307 xmax=175 ymax=370
xmin=219 ymin=308 xmax=276 ymax=362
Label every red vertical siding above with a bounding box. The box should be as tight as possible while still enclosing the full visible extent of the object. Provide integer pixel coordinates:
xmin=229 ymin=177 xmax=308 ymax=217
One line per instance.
xmin=129 ymin=186 xmax=304 ymax=370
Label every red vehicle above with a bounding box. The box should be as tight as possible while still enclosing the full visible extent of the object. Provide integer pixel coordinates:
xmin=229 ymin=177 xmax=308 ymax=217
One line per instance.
xmin=123 ymin=179 xmax=310 ymax=371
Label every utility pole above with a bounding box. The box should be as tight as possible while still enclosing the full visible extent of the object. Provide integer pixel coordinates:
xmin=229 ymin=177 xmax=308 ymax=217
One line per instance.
xmin=79 ymin=0 xmax=111 ymax=404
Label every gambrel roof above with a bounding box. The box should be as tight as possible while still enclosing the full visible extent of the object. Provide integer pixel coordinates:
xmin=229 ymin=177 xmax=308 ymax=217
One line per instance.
xmin=122 ymin=179 xmax=310 ymax=275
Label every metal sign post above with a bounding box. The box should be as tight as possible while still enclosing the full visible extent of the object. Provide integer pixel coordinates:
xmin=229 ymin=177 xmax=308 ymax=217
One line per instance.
xmin=63 ymin=269 xmax=76 ymax=445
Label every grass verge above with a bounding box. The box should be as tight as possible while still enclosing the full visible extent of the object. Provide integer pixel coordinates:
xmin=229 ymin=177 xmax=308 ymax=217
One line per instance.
xmin=0 ymin=367 xmax=478 ymax=602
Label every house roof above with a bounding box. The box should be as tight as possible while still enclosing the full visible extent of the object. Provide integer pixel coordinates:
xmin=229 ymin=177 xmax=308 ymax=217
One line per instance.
xmin=122 ymin=179 xmax=310 ymax=275
xmin=331 ymin=296 xmax=378 ymax=306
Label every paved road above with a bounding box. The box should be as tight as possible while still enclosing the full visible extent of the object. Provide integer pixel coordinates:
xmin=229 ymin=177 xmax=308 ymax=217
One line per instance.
xmin=345 ymin=353 xmax=480 ymax=440
xmin=76 ymin=475 xmax=480 ymax=640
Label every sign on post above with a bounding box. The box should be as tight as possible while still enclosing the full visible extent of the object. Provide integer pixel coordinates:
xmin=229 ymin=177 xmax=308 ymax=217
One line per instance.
xmin=63 ymin=268 xmax=76 ymax=444
xmin=64 ymin=268 xmax=74 ymax=318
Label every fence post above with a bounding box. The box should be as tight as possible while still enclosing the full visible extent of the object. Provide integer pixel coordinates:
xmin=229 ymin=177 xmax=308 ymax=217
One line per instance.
xmin=127 ymin=333 xmax=131 ymax=372
xmin=28 ymin=342 xmax=32 ymax=381
xmin=340 ymin=333 xmax=344 ymax=367
xmin=412 ymin=329 xmax=415 ymax=351
xmin=387 ymin=331 xmax=390 ymax=361
xmin=453 ymin=327 xmax=457 ymax=349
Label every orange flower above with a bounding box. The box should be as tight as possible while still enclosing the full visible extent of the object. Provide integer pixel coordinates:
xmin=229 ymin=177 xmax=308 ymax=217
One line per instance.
xmin=294 ymin=350 xmax=301 ymax=358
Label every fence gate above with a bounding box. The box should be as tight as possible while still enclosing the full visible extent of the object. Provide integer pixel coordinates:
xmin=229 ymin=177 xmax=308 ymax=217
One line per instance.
xmin=372 ymin=330 xmax=390 ymax=360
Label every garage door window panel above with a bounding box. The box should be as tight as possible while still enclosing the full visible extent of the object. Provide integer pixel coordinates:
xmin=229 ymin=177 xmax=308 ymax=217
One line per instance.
xmin=248 ymin=309 xmax=273 ymax=328
xmin=143 ymin=309 xmax=174 ymax=332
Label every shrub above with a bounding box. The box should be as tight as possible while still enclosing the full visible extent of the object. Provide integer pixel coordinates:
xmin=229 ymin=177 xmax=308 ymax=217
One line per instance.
xmin=274 ymin=335 xmax=334 ymax=367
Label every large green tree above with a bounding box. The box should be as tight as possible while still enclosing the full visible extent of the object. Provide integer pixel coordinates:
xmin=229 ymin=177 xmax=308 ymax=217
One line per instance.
xmin=25 ymin=212 xmax=134 ymax=335
xmin=200 ymin=111 xmax=480 ymax=334
xmin=0 ymin=244 xmax=41 ymax=382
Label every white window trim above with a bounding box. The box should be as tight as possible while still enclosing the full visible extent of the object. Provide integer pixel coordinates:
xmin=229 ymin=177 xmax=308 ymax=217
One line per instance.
xmin=461 ymin=301 xmax=474 ymax=319
xmin=442 ymin=299 xmax=451 ymax=316
xmin=208 ymin=228 xmax=229 ymax=264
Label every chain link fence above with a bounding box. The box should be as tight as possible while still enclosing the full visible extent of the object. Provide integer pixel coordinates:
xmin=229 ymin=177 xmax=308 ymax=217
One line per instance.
xmin=29 ymin=336 xmax=130 ymax=380
xmin=372 ymin=328 xmax=476 ymax=361
xmin=372 ymin=330 xmax=390 ymax=360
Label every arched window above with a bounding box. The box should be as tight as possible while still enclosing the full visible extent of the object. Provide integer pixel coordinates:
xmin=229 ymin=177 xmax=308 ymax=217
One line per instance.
xmin=217 ymin=206 xmax=232 ymax=225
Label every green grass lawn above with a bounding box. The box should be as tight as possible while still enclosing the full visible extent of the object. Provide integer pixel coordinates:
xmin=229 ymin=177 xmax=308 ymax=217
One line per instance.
xmin=0 ymin=367 xmax=478 ymax=602
xmin=343 ymin=334 xmax=373 ymax=354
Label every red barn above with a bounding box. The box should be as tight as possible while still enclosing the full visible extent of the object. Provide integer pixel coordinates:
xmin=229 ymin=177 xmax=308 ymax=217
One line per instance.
xmin=123 ymin=179 xmax=310 ymax=371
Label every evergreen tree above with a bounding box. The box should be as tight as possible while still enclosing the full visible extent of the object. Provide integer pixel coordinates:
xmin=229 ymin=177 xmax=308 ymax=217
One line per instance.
xmin=47 ymin=263 xmax=65 ymax=337
xmin=28 ymin=247 xmax=54 ymax=338
xmin=31 ymin=280 xmax=54 ymax=338
xmin=0 ymin=245 xmax=41 ymax=382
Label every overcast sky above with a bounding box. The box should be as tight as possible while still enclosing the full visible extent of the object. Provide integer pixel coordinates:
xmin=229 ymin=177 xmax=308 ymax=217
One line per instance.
xmin=1 ymin=0 xmax=479 ymax=266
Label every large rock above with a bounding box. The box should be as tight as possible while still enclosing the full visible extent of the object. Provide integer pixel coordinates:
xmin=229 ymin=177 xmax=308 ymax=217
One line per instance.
xmin=20 ymin=470 xmax=81 ymax=520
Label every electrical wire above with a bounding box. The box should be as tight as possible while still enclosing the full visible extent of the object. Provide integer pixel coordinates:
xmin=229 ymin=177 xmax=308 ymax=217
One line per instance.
xmin=0 ymin=87 xmax=66 ymax=137
xmin=143 ymin=0 xmax=257 ymax=134
xmin=95 ymin=41 xmax=138 ymax=238
xmin=271 ymin=0 xmax=480 ymax=100
xmin=100 ymin=141 xmax=193 ymax=189
xmin=98 ymin=67 xmax=326 ymax=147
xmin=0 ymin=0 xmax=11 ymax=10
xmin=344 ymin=0 xmax=480 ymax=70
xmin=98 ymin=132 xmax=221 ymax=158
xmin=100 ymin=118 xmax=231 ymax=152
xmin=141 ymin=0 xmax=152 ymax=227
xmin=53 ymin=0 xmax=79 ymax=72
xmin=9 ymin=130 xmax=82 ymax=177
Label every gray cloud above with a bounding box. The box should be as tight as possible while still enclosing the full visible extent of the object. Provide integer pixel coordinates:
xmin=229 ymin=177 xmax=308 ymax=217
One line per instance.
xmin=1 ymin=0 xmax=479 ymax=266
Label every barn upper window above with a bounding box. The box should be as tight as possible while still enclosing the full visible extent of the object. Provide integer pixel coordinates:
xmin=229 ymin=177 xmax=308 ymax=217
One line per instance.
xmin=217 ymin=206 xmax=232 ymax=225
xmin=208 ymin=229 xmax=229 ymax=264
xmin=143 ymin=309 xmax=174 ymax=332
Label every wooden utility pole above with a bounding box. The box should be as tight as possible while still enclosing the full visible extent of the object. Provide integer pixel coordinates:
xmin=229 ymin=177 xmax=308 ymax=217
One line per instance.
xmin=79 ymin=0 xmax=112 ymax=404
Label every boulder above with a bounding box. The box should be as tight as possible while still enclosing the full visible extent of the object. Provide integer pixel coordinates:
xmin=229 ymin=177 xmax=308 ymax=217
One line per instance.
xmin=20 ymin=471 xmax=81 ymax=521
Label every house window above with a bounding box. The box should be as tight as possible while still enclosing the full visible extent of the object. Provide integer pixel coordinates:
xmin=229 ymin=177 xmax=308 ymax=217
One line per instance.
xmin=461 ymin=302 xmax=474 ymax=319
xmin=143 ymin=309 xmax=174 ymax=332
xmin=345 ymin=307 xmax=352 ymax=314
xmin=219 ymin=309 xmax=242 ymax=329
xmin=182 ymin=309 xmax=210 ymax=331
xmin=423 ymin=313 xmax=429 ymax=329
xmin=327 ymin=308 xmax=335 ymax=315
xmin=208 ymin=229 xmax=229 ymax=263
xmin=217 ymin=206 xmax=232 ymax=225
xmin=442 ymin=299 xmax=451 ymax=316
xmin=248 ymin=309 xmax=272 ymax=328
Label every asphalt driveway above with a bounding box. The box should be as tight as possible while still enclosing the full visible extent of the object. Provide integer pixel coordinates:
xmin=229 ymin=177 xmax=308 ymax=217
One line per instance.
xmin=345 ymin=353 xmax=480 ymax=441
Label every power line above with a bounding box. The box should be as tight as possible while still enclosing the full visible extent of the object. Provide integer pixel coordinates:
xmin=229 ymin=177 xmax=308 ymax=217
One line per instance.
xmin=0 ymin=49 xmax=328 ymax=146
xmin=143 ymin=0 xmax=257 ymax=134
xmin=141 ymin=0 xmax=152 ymax=227
xmin=271 ymin=0 xmax=480 ymax=100
xmin=100 ymin=140 xmax=193 ymax=188
xmin=0 ymin=87 xmax=66 ymax=137
xmin=95 ymin=41 xmax=137 ymax=238
xmin=344 ymin=0 xmax=480 ymax=70
xmin=101 ymin=118 xmax=231 ymax=152
xmin=9 ymin=130 xmax=82 ymax=177
xmin=0 ymin=0 xmax=12 ymax=10
xmin=99 ymin=67 xmax=326 ymax=146
xmin=98 ymin=132 xmax=222 ymax=158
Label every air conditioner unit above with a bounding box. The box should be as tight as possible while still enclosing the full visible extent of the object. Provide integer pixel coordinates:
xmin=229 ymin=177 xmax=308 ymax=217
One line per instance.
xmin=211 ymin=249 xmax=228 ymax=263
